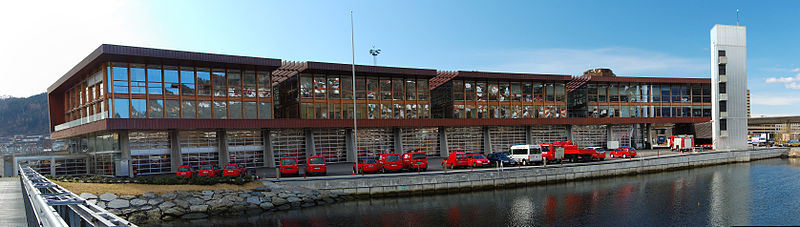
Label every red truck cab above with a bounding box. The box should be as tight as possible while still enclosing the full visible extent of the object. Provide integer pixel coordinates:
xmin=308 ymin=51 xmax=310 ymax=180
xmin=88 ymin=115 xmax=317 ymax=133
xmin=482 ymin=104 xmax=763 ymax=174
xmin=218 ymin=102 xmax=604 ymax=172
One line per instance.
xmin=279 ymin=157 xmax=299 ymax=177
xmin=442 ymin=151 xmax=469 ymax=169
xmin=354 ymin=157 xmax=380 ymax=174
xmin=198 ymin=165 xmax=222 ymax=177
xmin=402 ymin=152 xmax=428 ymax=171
xmin=176 ymin=165 xmax=193 ymax=177
xmin=379 ymin=153 xmax=404 ymax=173
xmin=467 ymin=153 xmax=491 ymax=167
xmin=223 ymin=163 xmax=246 ymax=177
xmin=610 ymin=147 xmax=637 ymax=158
xmin=305 ymin=156 xmax=327 ymax=176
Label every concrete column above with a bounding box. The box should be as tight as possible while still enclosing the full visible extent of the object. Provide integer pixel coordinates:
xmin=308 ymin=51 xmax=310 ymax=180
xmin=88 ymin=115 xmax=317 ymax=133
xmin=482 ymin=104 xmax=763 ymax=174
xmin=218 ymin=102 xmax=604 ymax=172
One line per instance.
xmin=118 ymin=130 xmax=132 ymax=177
xmin=12 ymin=156 xmax=18 ymax=177
xmin=217 ymin=130 xmax=229 ymax=167
xmin=605 ymin=125 xmax=613 ymax=149
xmin=169 ymin=130 xmax=181 ymax=172
xmin=525 ymin=126 xmax=532 ymax=144
xmin=305 ymin=129 xmax=315 ymax=157
xmin=483 ymin=126 xmax=492 ymax=153
xmin=263 ymin=129 xmax=276 ymax=168
xmin=345 ymin=129 xmax=356 ymax=162
xmin=394 ymin=128 xmax=403 ymax=153
xmin=566 ymin=125 xmax=574 ymax=141
xmin=50 ymin=157 xmax=56 ymax=176
xmin=438 ymin=127 xmax=448 ymax=158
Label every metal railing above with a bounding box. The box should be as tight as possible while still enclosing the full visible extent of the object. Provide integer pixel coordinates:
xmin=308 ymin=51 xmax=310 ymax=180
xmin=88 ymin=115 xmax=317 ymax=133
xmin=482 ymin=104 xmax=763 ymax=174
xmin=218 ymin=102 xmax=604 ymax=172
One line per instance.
xmin=18 ymin=164 xmax=137 ymax=227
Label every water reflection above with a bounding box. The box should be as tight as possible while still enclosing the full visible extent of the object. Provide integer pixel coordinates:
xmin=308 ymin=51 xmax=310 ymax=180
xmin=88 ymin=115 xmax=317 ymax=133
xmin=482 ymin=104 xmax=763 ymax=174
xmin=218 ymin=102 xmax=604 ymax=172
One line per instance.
xmin=149 ymin=159 xmax=800 ymax=227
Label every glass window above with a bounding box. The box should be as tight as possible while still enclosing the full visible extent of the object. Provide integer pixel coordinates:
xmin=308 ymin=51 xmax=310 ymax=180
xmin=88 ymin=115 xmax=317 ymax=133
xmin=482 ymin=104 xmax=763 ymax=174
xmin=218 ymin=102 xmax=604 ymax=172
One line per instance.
xmin=113 ymin=98 xmax=129 ymax=118
xmin=130 ymin=64 xmax=146 ymax=94
xmin=343 ymin=103 xmax=354 ymax=119
xmin=555 ymin=83 xmax=565 ymax=102
xmin=367 ymin=104 xmax=377 ymax=119
xmin=130 ymin=99 xmax=147 ymax=118
xmin=328 ymin=76 xmax=340 ymax=99
xmin=367 ymin=78 xmax=379 ymax=100
xmin=453 ymin=80 xmax=464 ymax=101
xmin=314 ymin=74 xmax=326 ymax=99
xmin=147 ymin=65 xmax=163 ymax=95
xmin=315 ymin=103 xmax=328 ymax=119
xmin=243 ymin=71 xmax=257 ymax=98
xmin=196 ymin=68 xmax=211 ymax=96
xmin=258 ymin=102 xmax=272 ymax=119
xmin=546 ymin=83 xmax=555 ymax=102
xmin=165 ymin=99 xmax=180 ymax=118
xmin=341 ymin=76 xmax=353 ymax=99
xmin=300 ymin=74 xmax=313 ymax=98
xmin=164 ymin=66 xmax=180 ymax=95
xmin=181 ymin=100 xmax=196 ymax=118
xmin=244 ymin=101 xmax=257 ymax=119
xmin=381 ymin=79 xmax=392 ymax=100
xmin=214 ymin=101 xmax=227 ymax=119
xmin=393 ymin=78 xmax=404 ymax=100
xmin=112 ymin=63 xmax=129 ymax=94
xmin=381 ymin=104 xmax=392 ymax=119
xmin=329 ymin=103 xmax=341 ymax=119
xmin=488 ymin=83 xmax=499 ymax=101
xmin=257 ymin=71 xmax=271 ymax=98
xmin=180 ymin=67 xmax=195 ymax=95
xmin=212 ymin=69 xmax=226 ymax=97
xmin=301 ymin=103 xmax=314 ymax=119
xmin=499 ymin=82 xmax=510 ymax=102
xmin=228 ymin=70 xmax=242 ymax=97
xmin=406 ymin=79 xmax=417 ymax=100
xmin=198 ymin=101 xmax=212 ymax=118
xmin=511 ymin=82 xmax=522 ymax=102
xmin=418 ymin=79 xmax=429 ymax=101
xmin=147 ymin=99 xmax=164 ymax=118
xmin=228 ymin=101 xmax=242 ymax=119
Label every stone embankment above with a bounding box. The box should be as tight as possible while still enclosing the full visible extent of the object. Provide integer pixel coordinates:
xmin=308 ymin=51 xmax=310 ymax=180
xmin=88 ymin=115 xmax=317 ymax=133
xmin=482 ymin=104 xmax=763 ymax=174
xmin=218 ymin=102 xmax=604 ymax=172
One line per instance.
xmin=78 ymin=181 xmax=351 ymax=224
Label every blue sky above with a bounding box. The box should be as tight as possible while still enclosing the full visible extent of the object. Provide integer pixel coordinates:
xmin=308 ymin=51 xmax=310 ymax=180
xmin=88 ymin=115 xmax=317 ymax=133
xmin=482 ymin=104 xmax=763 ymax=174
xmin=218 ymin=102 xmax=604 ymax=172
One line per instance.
xmin=2 ymin=0 xmax=799 ymax=116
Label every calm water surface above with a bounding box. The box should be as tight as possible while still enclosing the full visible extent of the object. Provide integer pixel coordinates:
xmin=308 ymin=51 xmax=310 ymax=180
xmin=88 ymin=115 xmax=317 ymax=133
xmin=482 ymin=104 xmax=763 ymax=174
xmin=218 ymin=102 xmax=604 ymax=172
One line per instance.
xmin=158 ymin=158 xmax=800 ymax=226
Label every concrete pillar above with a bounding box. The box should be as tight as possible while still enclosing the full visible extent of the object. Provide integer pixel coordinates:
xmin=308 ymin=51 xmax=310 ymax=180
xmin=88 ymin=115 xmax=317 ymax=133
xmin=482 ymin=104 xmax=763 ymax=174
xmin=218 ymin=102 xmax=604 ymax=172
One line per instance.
xmin=483 ymin=126 xmax=492 ymax=153
xmin=605 ymin=125 xmax=613 ymax=149
xmin=394 ymin=128 xmax=403 ymax=153
xmin=566 ymin=125 xmax=574 ymax=141
xmin=169 ymin=130 xmax=181 ymax=172
xmin=50 ymin=157 xmax=56 ymax=176
xmin=305 ymin=129 xmax=315 ymax=157
xmin=345 ymin=129 xmax=356 ymax=162
xmin=263 ymin=129 xmax=276 ymax=168
xmin=438 ymin=127 xmax=448 ymax=158
xmin=217 ymin=130 xmax=229 ymax=167
xmin=118 ymin=130 xmax=132 ymax=177
xmin=525 ymin=126 xmax=532 ymax=144
xmin=12 ymin=156 xmax=18 ymax=177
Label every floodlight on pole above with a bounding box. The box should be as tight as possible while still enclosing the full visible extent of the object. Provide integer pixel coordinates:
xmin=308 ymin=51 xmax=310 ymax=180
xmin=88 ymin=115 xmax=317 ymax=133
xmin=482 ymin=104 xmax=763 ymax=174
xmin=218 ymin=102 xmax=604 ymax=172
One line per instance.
xmin=369 ymin=45 xmax=381 ymax=66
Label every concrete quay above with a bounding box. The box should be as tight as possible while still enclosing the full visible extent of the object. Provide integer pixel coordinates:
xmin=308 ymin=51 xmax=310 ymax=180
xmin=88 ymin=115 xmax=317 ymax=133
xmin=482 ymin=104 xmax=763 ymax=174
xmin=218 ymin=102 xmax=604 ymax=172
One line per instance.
xmin=277 ymin=148 xmax=788 ymax=197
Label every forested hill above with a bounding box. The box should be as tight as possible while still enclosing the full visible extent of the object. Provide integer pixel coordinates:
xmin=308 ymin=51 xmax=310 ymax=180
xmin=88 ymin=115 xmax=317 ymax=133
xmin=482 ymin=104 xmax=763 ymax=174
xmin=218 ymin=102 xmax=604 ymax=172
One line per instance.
xmin=0 ymin=93 xmax=49 ymax=136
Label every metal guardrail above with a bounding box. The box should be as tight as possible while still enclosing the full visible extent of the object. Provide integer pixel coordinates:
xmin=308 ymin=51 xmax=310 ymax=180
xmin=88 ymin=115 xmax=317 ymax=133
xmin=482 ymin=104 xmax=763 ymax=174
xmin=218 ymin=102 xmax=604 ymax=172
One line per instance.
xmin=18 ymin=164 xmax=137 ymax=227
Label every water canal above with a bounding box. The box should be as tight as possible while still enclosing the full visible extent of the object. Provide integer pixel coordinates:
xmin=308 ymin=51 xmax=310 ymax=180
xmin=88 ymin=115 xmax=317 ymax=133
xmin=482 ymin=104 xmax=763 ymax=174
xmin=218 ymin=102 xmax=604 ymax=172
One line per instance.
xmin=153 ymin=158 xmax=800 ymax=226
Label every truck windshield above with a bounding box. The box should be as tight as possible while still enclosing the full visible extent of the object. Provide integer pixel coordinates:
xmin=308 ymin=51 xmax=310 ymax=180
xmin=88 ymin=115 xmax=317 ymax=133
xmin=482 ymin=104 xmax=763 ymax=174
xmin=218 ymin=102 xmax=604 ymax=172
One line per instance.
xmin=200 ymin=166 xmax=212 ymax=170
xmin=387 ymin=155 xmax=401 ymax=161
xmin=309 ymin=158 xmax=324 ymax=164
xmin=541 ymin=146 xmax=550 ymax=152
xmin=411 ymin=153 xmax=426 ymax=159
xmin=511 ymin=149 xmax=528 ymax=155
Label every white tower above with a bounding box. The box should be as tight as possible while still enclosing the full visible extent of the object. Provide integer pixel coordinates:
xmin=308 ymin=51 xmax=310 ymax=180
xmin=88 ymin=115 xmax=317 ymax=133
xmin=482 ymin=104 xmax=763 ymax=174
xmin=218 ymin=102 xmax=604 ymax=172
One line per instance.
xmin=711 ymin=24 xmax=747 ymax=151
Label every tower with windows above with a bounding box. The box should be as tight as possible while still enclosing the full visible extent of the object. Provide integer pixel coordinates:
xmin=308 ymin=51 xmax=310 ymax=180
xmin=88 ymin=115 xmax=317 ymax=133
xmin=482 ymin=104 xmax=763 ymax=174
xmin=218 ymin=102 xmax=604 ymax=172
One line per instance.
xmin=711 ymin=24 xmax=747 ymax=150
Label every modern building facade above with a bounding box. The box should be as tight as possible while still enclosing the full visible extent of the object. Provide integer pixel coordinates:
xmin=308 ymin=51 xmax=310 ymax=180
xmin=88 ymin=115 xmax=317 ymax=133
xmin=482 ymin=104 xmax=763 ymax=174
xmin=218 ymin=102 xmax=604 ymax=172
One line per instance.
xmin=42 ymin=44 xmax=712 ymax=177
xmin=711 ymin=24 xmax=748 ymax=151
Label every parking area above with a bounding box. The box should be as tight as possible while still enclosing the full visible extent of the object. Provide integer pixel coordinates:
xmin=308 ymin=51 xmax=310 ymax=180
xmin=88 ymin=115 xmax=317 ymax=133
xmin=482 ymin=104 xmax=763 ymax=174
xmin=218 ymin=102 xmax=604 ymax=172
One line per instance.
xmin=253 ymin=148 xmax=680 ymax=179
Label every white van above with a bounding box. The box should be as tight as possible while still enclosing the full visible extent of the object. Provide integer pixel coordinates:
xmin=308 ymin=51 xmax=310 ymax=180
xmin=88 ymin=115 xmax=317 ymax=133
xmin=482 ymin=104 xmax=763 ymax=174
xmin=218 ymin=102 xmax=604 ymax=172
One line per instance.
xmin=509 ymin=144 xmax=543 ymax=166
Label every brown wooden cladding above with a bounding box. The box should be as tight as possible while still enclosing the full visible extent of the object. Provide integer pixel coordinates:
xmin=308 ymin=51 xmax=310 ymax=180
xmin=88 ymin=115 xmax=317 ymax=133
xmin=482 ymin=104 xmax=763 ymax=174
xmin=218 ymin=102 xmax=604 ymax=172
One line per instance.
xmin=50 ymin=117 xmax=711 ymax=139
xmin=587 ymin=76 xmax=710 ymax=84
xmin=303 ymin=61 xmax=437 ymax=78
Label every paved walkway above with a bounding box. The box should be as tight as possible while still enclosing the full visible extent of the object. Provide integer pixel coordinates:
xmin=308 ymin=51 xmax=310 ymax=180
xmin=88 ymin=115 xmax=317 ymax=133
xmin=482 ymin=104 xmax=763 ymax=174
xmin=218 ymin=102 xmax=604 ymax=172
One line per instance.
xmin=0 ymin=177 xmax=27 ymax=227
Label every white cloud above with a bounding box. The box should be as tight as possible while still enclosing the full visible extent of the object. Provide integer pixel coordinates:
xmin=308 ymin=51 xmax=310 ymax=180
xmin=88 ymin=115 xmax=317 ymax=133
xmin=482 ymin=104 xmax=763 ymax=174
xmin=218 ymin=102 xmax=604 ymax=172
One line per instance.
xmin=0 ymin=1 xmax=158 ymax=97
xmin=764 ymin=72 xmax=800 ymax=89
xmin=480 ymin=47 xmax=707 ymax=77
xmin=793 ymin=68 xmax=800 ymax=72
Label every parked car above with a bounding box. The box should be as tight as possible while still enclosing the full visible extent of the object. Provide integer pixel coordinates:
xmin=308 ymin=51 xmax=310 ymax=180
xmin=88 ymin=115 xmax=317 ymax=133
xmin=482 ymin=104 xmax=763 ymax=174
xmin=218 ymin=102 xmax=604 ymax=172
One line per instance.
xmin=176 ymin=165 xmax=194 ymax=177
xmin=402 ymin=152 xmax=428 ymax=171
xmin=610 ymin=147 xmax=637 ymax=158
xmin=353 ymin=157 xmax=380 ymax=174
xmin=783 ymin=140 xmax=800 ymax=147
xmin=486 ymin=152 xmax=517 ymax=167
xmin=223 ymin=163 xmax=246 ymax=177
xmin=466 ymin=153 xmax=491 ymax=168
xmin=442 ymin=151 xmax=469 ymax=169
xmin=305 ymin=156 xmax=327 ymax=176
xmin=279 ymin=157 xmax=299 ymax=177
xmin=510 ymin=144 xmax=544 ymax=165
xmin=378 ymin=153 xmax=404 ymax=173
xmin=587 ymin=147 xmax=606 ymax=161
xmin=198 ymin=164 xmax=222 ymax=177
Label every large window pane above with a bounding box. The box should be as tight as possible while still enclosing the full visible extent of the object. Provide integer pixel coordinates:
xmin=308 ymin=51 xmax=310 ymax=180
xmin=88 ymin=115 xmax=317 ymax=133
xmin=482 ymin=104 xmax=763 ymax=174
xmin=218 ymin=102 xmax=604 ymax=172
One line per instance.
xmin=228 ymin=70 xmax=242 ymax=97
xmin=393 ymin=78 xmax=404 ymax=101
xmin=300 ymin=74 xmax=313 ymax=98
xmin=229 ymin=101 xmax=243 ymax=119
xmin=214 ymin=101 xmax=227 ymax=119
xmin=164 ymin=66 xmax=180 ymax=95
xmin=257 ymin=71 xmax=271 ymax=98
xmin=181 ymin=100 xmax=196 ymax=118
xmin=244 ymin=71 xmax=257 ymax=98
xmin=165 ymin=99 xmax=180 ymax=118
xmin=258 ymin=102 xmax=272 ymax=119
xmin=328 ymin=76 xmax=340 ymax=99
xmin=381 ymin=79 xmax=392 ymax=100
xmin=131 ymin=99 xmax=147 ymax=118
xmin=244 ymin=101 xmax=257 ymax=119
xmin=212 ymin=69 xmax=226 ymax=97
xmin=314 ymin=75 xmax=326 ymax=99
xmin=147 ymin=65 xmax=162 ymax=95
xmin=148 ymin=99 xmax=163 ymax=118
xmin=113 ymin=98 xmax=129 ymax=118
xmin=341 ymin=76 xmax=353 ymax=99
xmin=196 ymin=68 xmax=211 ymax=96
xmin=198 ymin=101 xmax=212 ymax=118
xmin=130 ymin=64 xmax=146 ymax=94
xmin=180 ymin=67 xmax=195 ymax=95
xmin=112 ymin=63 xmax=129 ymax=94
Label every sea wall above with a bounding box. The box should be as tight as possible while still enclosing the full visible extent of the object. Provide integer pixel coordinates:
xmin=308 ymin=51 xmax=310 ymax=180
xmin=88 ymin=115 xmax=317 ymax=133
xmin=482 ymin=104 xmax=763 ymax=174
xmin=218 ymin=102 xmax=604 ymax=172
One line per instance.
xmin=282 ymin=148 xmax=788 ymax=197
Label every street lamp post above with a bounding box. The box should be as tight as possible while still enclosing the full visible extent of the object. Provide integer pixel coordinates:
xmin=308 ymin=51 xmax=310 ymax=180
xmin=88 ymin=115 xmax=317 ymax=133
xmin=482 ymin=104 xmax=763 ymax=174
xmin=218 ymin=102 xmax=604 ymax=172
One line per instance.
xmin=350 ymin=10 xmax=359 ymax=175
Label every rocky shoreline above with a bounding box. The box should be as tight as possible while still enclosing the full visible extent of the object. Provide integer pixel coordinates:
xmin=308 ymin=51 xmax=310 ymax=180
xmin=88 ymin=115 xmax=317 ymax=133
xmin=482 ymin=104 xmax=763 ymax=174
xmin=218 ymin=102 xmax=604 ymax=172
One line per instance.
xmin=78 ymin=181 xmax=352 ymax=224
